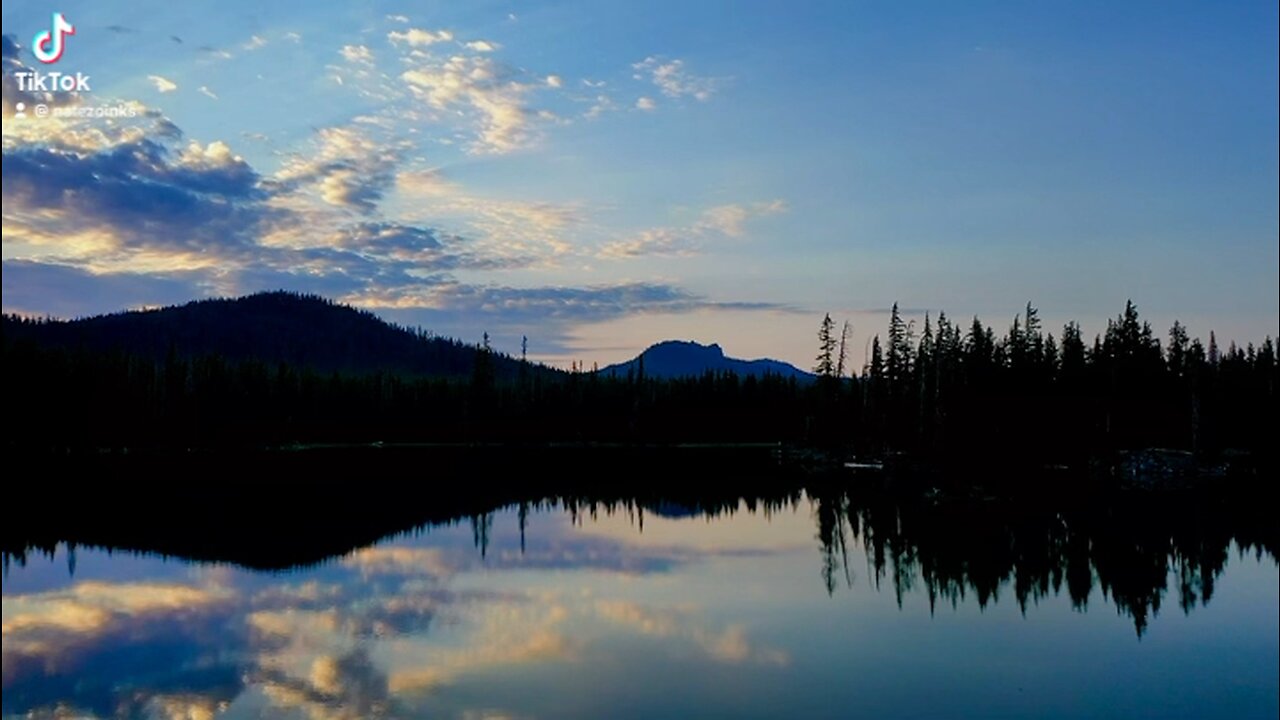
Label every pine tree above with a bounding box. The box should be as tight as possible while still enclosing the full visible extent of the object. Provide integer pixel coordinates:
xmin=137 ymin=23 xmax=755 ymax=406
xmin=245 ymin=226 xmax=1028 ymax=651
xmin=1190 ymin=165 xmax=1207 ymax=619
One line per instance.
xmin=815 ymin=313 xmax=837 ymax=378
xmin=836 ymin=320 xmax=851 ymax=378
xmin=887 ymin=303 xmax=910 ymax=389
xmin=1168 ymin=322 xmax=1190 ymax=378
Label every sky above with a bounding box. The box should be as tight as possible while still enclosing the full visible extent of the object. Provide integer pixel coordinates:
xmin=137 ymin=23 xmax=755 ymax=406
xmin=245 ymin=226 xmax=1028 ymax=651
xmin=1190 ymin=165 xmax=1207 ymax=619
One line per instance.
xmin=2 ymin=1 xmax=1277 ymax=369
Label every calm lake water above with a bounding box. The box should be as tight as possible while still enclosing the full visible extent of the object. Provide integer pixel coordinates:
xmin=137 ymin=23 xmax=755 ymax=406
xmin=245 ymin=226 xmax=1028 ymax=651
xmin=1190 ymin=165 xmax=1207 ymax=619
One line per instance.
xmin=3 ymin=493 xmax=1277 ymax=720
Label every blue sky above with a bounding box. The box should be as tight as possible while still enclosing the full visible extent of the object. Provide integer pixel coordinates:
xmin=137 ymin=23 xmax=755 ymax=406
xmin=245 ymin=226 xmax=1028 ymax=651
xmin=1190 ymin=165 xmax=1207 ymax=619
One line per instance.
xmin=2 ymin=1 xmax=1276 ymax=367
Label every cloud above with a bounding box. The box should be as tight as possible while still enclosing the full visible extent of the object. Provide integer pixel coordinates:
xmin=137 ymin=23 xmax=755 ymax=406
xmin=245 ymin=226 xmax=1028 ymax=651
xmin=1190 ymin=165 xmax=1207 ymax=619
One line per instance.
xmin=584 ymin=94 xmax=617 ymax=120
xmin=283 ymin=32 xmax=303 ymax=43
xmin=400 ymin=54 xmax=536 ymax=154
xmin=197 ymin=45 xmax=233 ymax=60
xmin=340 ymin=44 xmax=375 ymax=65
xmin=386 ymin=14 xmax=410 ymax=24
xmin=594 ymin=600 xmax=789 ymax=666
xmin=2 ymin=580 xmax=243 ymax=715
xmin=635 ymin=96 xmax=656 ymax=111
xmin=273 ymin=125 xmax=404 ymax=213
xmin=2 ymin=59 xmax=781 ymax=352
xmin=603 ymin=228 xmax=691 ymax=257
xmin=545 ymin=75 xmax=563 ymax=88
xmin=148 ymin=75 xmax=178 ymax=93
xmin=632 ymin=56 xmax=719 ymax=101
xmin=388 ymin=27 xmax=454 ymax=47
xmin=242 ymin=35 xmax=268 ymax=51
xmin=2 ymin=132 xmax=269 ymax=269
xmin=344 ymin=546 xmax=456 ymax=579
xmin=699 ymin=200 xmax=788 ymax=237
xmin=254 ymin=648 xmax=391 ymax=720
xmin=198 ymin=85 xmax=219 ymax=100
xmin=0 ymin=260 xmax=205 ymax=317
xmin=465 ymin=40 xmax=501 ymax=52
xmin=602 ymin=200 xmax=788 ymax=257
xmin=356 ymin=282 xmax=783 ymax=338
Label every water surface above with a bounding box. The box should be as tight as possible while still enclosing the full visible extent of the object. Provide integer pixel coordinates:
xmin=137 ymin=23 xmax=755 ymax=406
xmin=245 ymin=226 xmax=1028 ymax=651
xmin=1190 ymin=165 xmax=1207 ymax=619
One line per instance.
xmin=3 ymin=493 xmax=1277 ymax=719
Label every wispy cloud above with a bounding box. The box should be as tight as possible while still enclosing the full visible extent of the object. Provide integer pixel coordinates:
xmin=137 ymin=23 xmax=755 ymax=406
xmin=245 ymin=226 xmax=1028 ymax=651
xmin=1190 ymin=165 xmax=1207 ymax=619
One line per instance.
xmin=388 ymin=27 xmax=454 ymax=47
xmin=274 ymin=125 xmax=406 ymax=213
xmin=632 ymin=56 xmax=719 ymax=101
xmin=340 ymin=44 xmax=375 ymax=65
xmin=584 ymin=94 xmax=617 ymax=120
xmin=400 ymin=54 xmax=537 ymax=154
xmin=147 ymin=75 xmax=178 ymax=93
xmin=196 ymin=45 xmax=233 ymax=60
xmin=603 ymin=201 xmax=788 ymax=257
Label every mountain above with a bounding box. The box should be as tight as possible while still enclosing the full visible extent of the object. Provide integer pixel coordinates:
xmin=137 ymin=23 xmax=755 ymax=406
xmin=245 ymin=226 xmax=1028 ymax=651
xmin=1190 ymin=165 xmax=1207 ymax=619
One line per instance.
xmin=2 ymin=291 xmax=531 ymax=378
xmin=600 ymin=340 xmax=814 ymax=380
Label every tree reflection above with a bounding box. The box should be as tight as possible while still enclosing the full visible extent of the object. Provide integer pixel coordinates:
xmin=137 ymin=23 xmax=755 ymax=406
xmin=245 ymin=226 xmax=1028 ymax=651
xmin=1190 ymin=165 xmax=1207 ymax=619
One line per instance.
xmin=808 ymin=485 xmax=1275 ymax=636
xmin=3 ymin=465 xmax=1273 ymax=637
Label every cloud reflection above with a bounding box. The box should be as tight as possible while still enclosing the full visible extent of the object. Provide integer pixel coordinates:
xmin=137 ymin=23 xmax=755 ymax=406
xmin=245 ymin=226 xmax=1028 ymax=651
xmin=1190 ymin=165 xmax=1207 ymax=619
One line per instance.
xmin=1 ymin=504 xmax=798 ymax=719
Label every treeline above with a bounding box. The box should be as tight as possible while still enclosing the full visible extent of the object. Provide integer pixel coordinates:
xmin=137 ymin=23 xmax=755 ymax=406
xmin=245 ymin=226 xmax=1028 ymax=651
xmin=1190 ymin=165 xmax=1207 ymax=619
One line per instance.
xmin=2 ymin=298 xmax=1275 ymax=464
xmin=807 ymin=301 xmax=1277 ymax=463
xmin=2 ymin=291 xmax=535 ymax=379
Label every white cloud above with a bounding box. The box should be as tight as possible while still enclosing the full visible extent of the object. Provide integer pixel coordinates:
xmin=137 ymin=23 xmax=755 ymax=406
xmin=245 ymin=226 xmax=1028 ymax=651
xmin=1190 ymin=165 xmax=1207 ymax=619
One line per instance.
xmin=147 ymin=75 xmax=178 ymax=93
xmin=602 ymin=227 xmax=691 ymax=257
xmin=242 ymin=35 xmax=267 ymax=51
xmin=545 ymin=75 xmax=563 ymax=88
xmin=395 ymin=168 xmax=580 ymax=258
xmin=584 ymin=94 xmax=617 ymax=120
xmin=283 ymin=31 xmax=302 ymax=43
xmin=595 ymin=600 xmax=789 ymax=666
xmin=271 ymin=121 xmax=414 ymax=216
xmin=386 ymin=14 xmax=410 ymax=24
xmin=340 ymin=44 xmax=375 ymax=65
xmin=697 ymin=200 xmax=787 ymax=237
xmin=464 ymin=40 xmax=501 ymax=52
xmin=176 ymin=140 xmax=244 ymax=170
xmin=198 ymin=86 xmax=218 ymax=100
xmin=603 ymin=200 xmax=787 ymax=257
xmin=635 ymin=96 xmax=656 ymax=111
xmin=632 ymin=56 xmax=718 ymax=101
xmin=400 ymin=54 xmax=536 ymax=154
xmin=388 ymin=27 xmax=454 ymax=47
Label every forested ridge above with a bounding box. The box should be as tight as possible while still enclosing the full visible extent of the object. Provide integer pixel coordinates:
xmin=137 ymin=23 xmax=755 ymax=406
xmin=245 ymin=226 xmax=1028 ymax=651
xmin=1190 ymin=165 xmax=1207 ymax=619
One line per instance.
xmin=3 ymin=292 xmax=1275 ymax=466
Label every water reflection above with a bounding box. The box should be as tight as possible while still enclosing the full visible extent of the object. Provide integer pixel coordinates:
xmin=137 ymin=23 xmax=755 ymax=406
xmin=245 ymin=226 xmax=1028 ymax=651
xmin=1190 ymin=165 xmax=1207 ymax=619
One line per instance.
xmin=809 ymin=488 xmax=1275 ymax=635
xmin=2 ymin=490 xmax=1277 ymax=720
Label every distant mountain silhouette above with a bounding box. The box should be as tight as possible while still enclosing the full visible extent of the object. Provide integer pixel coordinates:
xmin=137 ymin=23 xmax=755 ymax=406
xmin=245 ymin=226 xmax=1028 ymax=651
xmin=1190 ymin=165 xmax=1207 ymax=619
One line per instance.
xmin=2 ymin=291 xmax=532 ymax=378
xmin=600 ymin=340 xmax=814 ymax=380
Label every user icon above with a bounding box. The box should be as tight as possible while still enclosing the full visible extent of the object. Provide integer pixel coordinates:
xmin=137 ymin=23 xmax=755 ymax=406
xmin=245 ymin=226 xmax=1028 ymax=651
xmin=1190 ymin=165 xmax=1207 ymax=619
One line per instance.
xmin=14 ymin=102 xmax=26 ymax=119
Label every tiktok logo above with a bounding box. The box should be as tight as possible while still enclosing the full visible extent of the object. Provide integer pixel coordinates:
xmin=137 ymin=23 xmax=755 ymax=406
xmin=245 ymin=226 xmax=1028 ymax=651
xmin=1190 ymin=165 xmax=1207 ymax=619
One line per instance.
xmin=32 ymin=12 xmax=76 ymax=64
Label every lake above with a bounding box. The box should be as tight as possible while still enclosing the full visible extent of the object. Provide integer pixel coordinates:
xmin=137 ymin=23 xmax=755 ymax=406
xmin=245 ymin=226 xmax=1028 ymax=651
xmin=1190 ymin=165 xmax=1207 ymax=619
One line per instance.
xmin=3 ymin=489 xmax=1277 ymax=720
